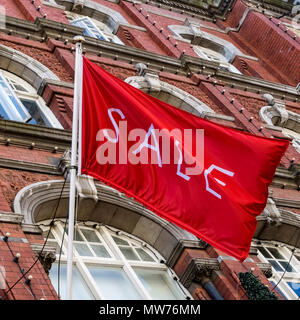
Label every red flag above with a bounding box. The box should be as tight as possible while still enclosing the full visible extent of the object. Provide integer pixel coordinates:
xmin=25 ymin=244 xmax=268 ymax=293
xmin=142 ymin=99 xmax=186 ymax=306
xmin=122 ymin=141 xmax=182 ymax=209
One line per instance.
xmin=81 ymin=57 xmax=289 ymax=262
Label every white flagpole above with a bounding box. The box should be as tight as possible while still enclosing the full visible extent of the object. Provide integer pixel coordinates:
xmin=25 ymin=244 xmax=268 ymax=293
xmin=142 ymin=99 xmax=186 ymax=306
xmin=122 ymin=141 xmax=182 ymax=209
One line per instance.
xmin=66 ymin=35 xmax=84 ymax=300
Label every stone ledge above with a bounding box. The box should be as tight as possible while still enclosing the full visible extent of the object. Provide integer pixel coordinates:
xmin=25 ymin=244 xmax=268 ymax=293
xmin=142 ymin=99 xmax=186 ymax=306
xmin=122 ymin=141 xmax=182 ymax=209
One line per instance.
xmin=0 ymin=157 xmax=61 ymax=175
xmin=2 ymin=16 xmax=299 ymax=100
xmin=21 ymin=223 xmax=43 ymax=234
xmin=167 ymin=239 xmax=208 ymax=268
xmin=0 ymin=119 xmax=71 ymax=151
xmin=0 ymin=212 xmax=24 ymax=224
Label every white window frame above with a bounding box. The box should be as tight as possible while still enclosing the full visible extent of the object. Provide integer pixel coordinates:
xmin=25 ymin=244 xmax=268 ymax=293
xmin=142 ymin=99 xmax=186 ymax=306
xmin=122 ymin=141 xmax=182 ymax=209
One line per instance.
xmin=70 ymin=16 xmax=124 ymax=45
xmin=0 ymin=71 xmax=31 ymax=122
xmin=254 ymin=240 xmax=300 ymax=300
xmin=193 ymin=46 xmax=241 ymax=74
xmin=71 ymin=17 xmax=109 ymax=42
xmin=40 ymin=220 xmax=191 ymax=300
xmin=0 ymin=70 xmax=63 ymax=129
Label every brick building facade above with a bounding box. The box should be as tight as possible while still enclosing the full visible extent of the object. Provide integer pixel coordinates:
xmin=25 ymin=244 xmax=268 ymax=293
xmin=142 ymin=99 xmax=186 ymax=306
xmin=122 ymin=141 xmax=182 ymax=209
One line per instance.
xmin=0 ymin=0 xmax=299 ymax=300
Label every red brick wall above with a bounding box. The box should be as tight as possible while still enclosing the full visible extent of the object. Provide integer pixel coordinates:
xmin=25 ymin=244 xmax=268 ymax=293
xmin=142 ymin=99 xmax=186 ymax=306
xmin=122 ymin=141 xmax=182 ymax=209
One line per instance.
xmin=1 ymin=0 xmax=26 ymax=20
xmin=0 ymin=222 xmax=58 ymax=300
xmin=0 ymin=167 xmax=63 ymax=212
xmin=232 ymin=11 xmax=300 ymax=86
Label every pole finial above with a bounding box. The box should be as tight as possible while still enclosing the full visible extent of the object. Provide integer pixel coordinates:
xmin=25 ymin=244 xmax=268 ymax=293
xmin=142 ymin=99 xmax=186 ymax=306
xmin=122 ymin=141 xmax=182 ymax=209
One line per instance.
xmin=73 ymin=35 xmax=85 ymax=43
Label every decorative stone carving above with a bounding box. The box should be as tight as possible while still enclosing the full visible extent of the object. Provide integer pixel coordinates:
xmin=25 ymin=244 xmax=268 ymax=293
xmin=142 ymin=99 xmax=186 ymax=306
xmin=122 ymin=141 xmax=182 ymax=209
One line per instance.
xmin=180 ymin=258 xmax=220 ymax=288
xmin=260 ymin=93 xmax=289 ymax=126
xmin=31 ymin=243 xmax=56 ymax=275
xmin=261 ymin=197 xmax=282 ymax=226
xmin=72 ymin=0 xmax=85 ymax=12
xmin=260 ymin=94 xmax=300 ymax=153
xmin=38 ymin=251 xmax=56 ymax=275
xmin=134 ymin=63 xmax=161 ymax=92
xmin=59 ymin=148 xmax=72 ymax=176
xmin=76 ymin=175 xmax=98 ymax=201
xmin=134 ymin=63 xmax=147 ymax=76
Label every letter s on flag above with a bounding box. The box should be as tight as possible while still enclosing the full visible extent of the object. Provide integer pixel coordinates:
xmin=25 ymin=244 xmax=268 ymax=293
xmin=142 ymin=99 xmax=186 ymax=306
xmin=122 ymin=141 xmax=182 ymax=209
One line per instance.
xmin=80 ymin=57 xmax=289 ymax=262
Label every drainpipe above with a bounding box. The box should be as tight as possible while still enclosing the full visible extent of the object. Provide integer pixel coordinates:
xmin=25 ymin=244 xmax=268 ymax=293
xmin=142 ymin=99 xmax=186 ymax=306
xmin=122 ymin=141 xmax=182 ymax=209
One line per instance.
xmin=201 ymin=277 xmax=224 ymax=300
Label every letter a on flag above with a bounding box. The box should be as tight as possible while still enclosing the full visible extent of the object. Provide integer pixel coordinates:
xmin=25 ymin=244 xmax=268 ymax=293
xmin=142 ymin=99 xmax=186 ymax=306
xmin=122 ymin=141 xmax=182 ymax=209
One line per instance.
xmin=81 ymin=57 xmax=289 ymax=261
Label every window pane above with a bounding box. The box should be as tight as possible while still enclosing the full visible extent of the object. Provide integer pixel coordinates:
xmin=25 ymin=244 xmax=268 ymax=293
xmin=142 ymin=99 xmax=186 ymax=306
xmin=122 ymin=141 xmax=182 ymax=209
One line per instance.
xmin=134 ymin=268 xmax=179 ymax=300
xmin=13 ymin=83 xmax=27 ymax=92
xmin=0 ymin=81 xmax=30 ymax=121
xmin=287 ymin=282 xmax=300 ymax=298
xmin=119 ymin=247 xmax=140 ymax=261
xmin=74 ymin=243 xmax=93 ymax=256
xmin=90 ymin=244 xmax=111 ymax=258
xmin=267 ymin=247 xmax=285 ymax=260
xmin=81 ymin=229 xmax=101 ymax=243
xmin=136 ymin=248 xmax=155 ymax=262
xmin=20 ymin=99 xmax=52 ymax=127
xmin=270 ymin=281 xmax=287 ymax=300
xmin=88 ymin=266 xmax=141 ymax=299
xmin=74 ymin=229 xmax=84 ymax=241
xmin=257 ymin=247 xmax=273 ymax=258
xmin=0 ymin=101 xmax=9 ymax=119
xmin=49 ymin=263 xmax=94 ymax=300
xmin=279 ymin=261 xmax=295 ymax=273
xmin=112 ymin=236 xmax=129 ymax=246
xmin=269 ymin=260 xmax=284 ymax=272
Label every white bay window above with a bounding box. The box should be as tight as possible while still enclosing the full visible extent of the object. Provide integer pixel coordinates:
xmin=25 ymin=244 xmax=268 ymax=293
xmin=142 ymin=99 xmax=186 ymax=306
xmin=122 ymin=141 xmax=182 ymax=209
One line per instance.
xmin=255 ymin=241 xmax=300 ymax=300
xmin=41 ymin=221 xmax=190 ymax=300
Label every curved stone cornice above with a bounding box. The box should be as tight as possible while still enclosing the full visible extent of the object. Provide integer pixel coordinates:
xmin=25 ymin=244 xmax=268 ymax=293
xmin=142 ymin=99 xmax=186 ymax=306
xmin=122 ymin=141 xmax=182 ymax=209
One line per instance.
xmin=255 ymin=209 xmax=300 ymax=249
xmin=0 ymin=44 xmax=59 ymax=90
xmin=14 ymin=179 xmax=198 ymax=261
xmin=125 ymin=75 xmax=214 ymax=116
xmin=168 ymin=24 xmax=246 ymax=63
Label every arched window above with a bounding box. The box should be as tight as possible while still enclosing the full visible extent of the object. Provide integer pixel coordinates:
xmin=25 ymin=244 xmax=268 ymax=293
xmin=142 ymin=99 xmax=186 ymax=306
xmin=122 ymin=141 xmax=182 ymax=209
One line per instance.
xmin=168 ymin=25 xmax=242 ymax=74
xmin=193 ymin=46 xmax=241 ymax=74
xmin=0 ymin=70 xmax=62 ymax=128
xmin=66 ymin=12 xmax=124 ymax=45
xmin=253 ymin=240 xmax=300 ymax=300
xmin=40 ymin=221 xmax=191 ymax=300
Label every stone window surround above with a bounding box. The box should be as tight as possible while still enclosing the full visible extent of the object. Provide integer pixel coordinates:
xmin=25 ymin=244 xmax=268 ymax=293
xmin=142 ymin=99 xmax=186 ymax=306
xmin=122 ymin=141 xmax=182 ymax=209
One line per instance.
xmin=125 ymin=64 xmax=236 ymax=124
xmin=10 ymin=176 xmax=300 ymax=296
xmin=56 ymin=0 xmax=130 ymax=34
xmin=13 ymin=178 xmax=199 ymax=266
xmin=125 ymin=64 xmax=215 ymax=117
xmin=0 ymin=69 xmax=63 ymax=129
xmin=167 ymin=24 xmax=258 ymax=64
xmin=66 ymin=12 xmax=124 ymax=44
xmin=0 ymin=44 xmax=60 ymax=93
